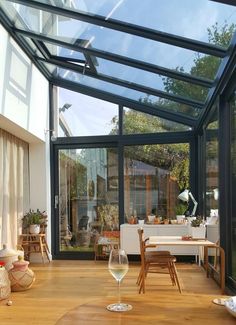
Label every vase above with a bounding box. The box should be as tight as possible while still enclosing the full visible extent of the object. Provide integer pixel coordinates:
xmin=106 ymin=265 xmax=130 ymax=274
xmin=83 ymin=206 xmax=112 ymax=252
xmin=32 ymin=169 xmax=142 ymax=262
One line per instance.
xmin=8 ymin=256 xmax=35 ymax=291
xmin=191 ymin=226 xmax=206 ymax=239
xmin=29 ymin=224 xmax=40 ymax=234
xmin=0 ymin=261 xmax=11 ymax=300
xmin=0 ymin=244 xmax=24 ymax=271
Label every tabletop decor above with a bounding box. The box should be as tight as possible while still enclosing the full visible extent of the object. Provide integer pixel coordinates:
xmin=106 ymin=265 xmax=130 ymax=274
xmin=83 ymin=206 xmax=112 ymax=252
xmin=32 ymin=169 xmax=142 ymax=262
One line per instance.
xmin=22 ymin=209 xmax=47 ymax=234
xmin=0 ymin=244 xmax=24 ymax=271
xmin=190 ymin=217 xmax=206 ymax=239
xmin=8 ymin=256 xmax=35 ymax=291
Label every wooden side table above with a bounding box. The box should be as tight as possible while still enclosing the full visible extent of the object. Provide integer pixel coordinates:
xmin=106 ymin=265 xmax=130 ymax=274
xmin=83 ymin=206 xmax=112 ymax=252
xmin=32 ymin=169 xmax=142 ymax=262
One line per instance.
xmin=19 ymin=234 xmax=50 ymax=263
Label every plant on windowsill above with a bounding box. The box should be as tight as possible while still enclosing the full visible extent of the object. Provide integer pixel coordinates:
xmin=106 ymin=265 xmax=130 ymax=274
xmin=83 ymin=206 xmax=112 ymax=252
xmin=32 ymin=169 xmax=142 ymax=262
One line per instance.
xmin=190 ymin=216 xmax=203 ymax=227
xmin=175 ymin=203 xmax=187 ymax=216
xmin=22 ymin=210 xmax=47 ymax=234
xmin=190 ymin=216 xmax=206 ymax=239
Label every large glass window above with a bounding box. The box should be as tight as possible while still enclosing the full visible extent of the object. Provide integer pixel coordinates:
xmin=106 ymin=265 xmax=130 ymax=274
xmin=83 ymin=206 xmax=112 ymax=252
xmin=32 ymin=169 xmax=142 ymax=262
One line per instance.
xmin=57 ymin=88 xmax=118 ymax=137
xmin=123 ymin=107 xmax=191 ymax=134
xmin=124 ymin=143 xmax=189 ymax=221
xmin=58 ymin=147 xmax=119 ymax=252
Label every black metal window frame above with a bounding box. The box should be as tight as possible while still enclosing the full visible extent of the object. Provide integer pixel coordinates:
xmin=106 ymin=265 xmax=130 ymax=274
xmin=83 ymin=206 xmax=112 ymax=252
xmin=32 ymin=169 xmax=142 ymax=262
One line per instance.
xmin=0 ymin=0 xmax=235 ymax=130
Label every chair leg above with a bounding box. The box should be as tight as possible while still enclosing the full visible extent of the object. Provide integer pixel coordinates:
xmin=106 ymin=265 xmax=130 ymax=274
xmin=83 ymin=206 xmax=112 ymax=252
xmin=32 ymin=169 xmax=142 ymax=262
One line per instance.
xmin=168 ymin=262 xmax=176 ymax=286
xmin=171 ymin=262 xmax=182 ymax=293
xmin=136 ymin=267 xmax=142 ymax=285
xmin=139 ymin=272 xmax=145 ymax=294
xmin=137 ymin=264 xmax=146 ymax=294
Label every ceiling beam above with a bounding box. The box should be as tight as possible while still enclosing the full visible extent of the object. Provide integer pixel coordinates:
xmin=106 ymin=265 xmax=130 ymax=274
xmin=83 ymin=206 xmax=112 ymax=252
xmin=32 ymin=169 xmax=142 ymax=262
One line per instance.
xmin=210 ymin=0 xmax=236 ymax=6
xmin=37 ymin=56 xmax=205 ymax=109
xmin=10 ymin=0 xmax=227 ymax=57
xmin=15 ymin=28 xmax=214 ymax=88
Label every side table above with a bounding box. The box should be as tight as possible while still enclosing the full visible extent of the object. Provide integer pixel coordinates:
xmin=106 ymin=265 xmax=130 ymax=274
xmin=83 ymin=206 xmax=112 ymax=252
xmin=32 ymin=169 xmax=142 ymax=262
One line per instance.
xmin=19 ymin=234 xmax=50 ymax=263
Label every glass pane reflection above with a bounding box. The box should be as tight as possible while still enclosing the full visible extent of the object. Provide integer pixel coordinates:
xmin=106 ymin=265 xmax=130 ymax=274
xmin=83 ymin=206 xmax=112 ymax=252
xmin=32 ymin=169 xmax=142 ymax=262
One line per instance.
xmin=0 ymin=1 xmax=222 ymax=79
xmin=43 ymin=62 xmax=201 ymax=119
xmin=123 ymin=107 xmax=191 ymax=134
xmin=32 ymin=0 xmax=236 ymax=47
xmin=124 ymin=143 xmax=190 ymax=221
xmin=59 ymin=147 xmax=119 ymax=252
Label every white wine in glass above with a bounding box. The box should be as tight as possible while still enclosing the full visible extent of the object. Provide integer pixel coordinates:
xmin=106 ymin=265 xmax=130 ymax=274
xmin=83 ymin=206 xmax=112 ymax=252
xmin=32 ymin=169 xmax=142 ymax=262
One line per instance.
xmin=107 ymin=248 xmax=132 ymax=312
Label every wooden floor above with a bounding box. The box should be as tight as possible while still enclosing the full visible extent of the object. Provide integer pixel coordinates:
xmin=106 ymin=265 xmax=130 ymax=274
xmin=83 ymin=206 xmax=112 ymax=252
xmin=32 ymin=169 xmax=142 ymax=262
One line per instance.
xmin=0 ymin=260 xmax=234 ymax=324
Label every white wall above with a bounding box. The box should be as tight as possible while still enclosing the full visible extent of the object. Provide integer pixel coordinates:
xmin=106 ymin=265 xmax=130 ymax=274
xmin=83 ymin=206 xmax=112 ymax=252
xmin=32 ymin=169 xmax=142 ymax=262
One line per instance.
xmin=0 ymin=23 xmax=52 ymax=254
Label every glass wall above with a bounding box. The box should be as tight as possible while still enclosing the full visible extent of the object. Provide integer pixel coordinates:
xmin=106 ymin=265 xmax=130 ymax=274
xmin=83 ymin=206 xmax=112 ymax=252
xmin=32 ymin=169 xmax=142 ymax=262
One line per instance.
xmin=53 ymin=86 xmax=192 ymax=257
xmin=230 ymin=90 xmax=236 ymax=281
xmin=123 ymin=107 xmax=191 ymax=134
xmin=58 ymin=147 xmax=119 ymax=252
xmin=124 ymin=143 xmax=189 ymax=222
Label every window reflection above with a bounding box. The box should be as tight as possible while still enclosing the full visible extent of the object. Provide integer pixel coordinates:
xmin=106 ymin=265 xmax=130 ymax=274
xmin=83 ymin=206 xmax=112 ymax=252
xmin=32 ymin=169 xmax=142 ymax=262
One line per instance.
xmin=205 ymin=110 xmax=219 ymax=218
xmin=124 ymin=143 xmax=189 ymax=221
xmin=59 ymin=148 xmax=119 ymax=252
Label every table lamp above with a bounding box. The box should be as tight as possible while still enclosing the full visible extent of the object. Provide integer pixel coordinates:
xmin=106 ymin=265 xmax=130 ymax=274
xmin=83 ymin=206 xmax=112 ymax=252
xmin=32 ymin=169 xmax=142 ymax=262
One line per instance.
xmin=178 ymin=189 xmax=198 ymax=216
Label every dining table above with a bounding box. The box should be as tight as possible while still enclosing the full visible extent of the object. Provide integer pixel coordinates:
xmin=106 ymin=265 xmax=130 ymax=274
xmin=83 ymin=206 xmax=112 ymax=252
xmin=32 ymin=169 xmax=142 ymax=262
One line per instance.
xmin=148 ymin=236 xmax=225 ymax=294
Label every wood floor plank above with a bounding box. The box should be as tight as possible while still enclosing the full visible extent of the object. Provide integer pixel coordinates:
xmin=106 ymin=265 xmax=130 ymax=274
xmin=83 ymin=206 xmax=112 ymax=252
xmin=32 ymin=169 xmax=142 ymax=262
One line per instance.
xmin=0 ymin=261 xmax=234 ymax=324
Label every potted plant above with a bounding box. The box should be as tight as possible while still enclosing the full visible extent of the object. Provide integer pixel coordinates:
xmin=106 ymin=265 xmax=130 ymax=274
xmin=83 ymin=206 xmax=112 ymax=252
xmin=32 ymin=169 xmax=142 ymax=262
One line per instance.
xmin=23 ymin=210 xmax=46 ymax=234
xmin=190 ymin=216 xmax=206 ymax=239
xmin=175 ymin=203 xmax=187 ymax=223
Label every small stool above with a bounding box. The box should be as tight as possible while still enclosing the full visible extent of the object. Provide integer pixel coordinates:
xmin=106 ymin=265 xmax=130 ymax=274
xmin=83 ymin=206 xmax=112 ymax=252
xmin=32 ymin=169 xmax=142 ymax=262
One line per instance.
xmin=19 ymin=234 xmax=50 ymax=263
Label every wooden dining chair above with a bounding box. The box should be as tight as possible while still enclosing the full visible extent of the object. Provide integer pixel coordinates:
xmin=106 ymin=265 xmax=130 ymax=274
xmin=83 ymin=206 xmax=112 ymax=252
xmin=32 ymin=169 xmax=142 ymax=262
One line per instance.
xmin=137 ymin=228 xmax=181 ymax=293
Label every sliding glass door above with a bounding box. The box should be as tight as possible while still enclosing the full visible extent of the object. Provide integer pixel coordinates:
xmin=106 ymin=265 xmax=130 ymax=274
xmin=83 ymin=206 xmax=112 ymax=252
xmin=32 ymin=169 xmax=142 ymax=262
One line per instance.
xmin=56 ymin=146 xmax=119 ymax=254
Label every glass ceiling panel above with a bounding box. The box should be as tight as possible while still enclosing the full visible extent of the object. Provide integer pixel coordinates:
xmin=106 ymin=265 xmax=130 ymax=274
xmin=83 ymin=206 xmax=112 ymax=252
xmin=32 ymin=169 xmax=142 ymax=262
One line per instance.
xmin=43 ymin=62 xmax=200 ymax=119
xmin=93 ymin=58 xmax=208 ymax=102
xmin=0 ymin=1 xmax=222 ymax=80
xmin=32 ymin=0 xmax=236 ymax=48
xmin=45 ymin=43 xmax=85 ymax=61
xmin=44 ymin=43 xmax=209 ymax=102
xmin=123 ymin=107 xmax=191 ymax=134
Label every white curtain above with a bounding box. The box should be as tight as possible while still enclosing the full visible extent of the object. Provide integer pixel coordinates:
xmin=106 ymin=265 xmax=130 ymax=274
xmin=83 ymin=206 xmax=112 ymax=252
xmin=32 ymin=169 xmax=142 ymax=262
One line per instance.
xmin=0 ymin=129 xmax=29 ymax=249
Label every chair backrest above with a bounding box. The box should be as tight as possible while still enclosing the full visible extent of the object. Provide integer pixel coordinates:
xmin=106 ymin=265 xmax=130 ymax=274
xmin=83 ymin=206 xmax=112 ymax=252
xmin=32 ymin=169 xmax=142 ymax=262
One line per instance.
xmin=78 ymin=216 xmax=89 ymax=230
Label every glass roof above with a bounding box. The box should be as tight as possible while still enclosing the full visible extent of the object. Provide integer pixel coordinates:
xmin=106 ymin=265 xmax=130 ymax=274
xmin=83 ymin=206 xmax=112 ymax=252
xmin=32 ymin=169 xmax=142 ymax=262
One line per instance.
xmin=0 ymin=0 xmax=235 ymax=129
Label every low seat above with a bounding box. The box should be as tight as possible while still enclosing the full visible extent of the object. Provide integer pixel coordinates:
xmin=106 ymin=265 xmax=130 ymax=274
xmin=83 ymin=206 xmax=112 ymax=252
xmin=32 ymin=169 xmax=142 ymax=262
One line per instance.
xmin=19 ymin=233 xmax=50 ymax=263
xmin=137 ymin=228 xmax=181 ymax=293
xmin=94 ymin=236 xmax=119 ymax=261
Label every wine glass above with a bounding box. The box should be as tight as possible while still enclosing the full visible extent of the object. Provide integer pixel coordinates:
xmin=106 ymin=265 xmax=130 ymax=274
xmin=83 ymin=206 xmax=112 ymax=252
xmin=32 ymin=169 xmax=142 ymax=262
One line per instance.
xmin=107 ymin=248 xmax=132 ymax=312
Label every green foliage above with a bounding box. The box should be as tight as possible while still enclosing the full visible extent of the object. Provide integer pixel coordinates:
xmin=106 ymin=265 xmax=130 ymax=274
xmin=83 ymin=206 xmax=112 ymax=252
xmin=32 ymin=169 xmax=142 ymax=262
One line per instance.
xmin=108 ymin=23 xmax=234 ymax=196
xmin=207 ymin=22 xmax=236 ymax=48
xmin=191 ymin=216 xmax=203 ymax=227
xmin=175 ymin=203 xmax=187 ymax=215
xmin=23 ymin=210 xmax=45 ymax=225
xmin=123 ymin=142 xmax=189 ymax=189
xmin=110 ymin=108 xmax=190 ymax=189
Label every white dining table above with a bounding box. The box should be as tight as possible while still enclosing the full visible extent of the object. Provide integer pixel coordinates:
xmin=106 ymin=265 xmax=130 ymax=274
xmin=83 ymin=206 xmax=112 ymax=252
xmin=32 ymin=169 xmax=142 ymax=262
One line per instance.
xmin=149 ymin=236 xmax=215 ymax=247
xmin=148 ymin=236 xmax=225 ymax=294
xmin=149 ymin=236 xmax=213 ymax=266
